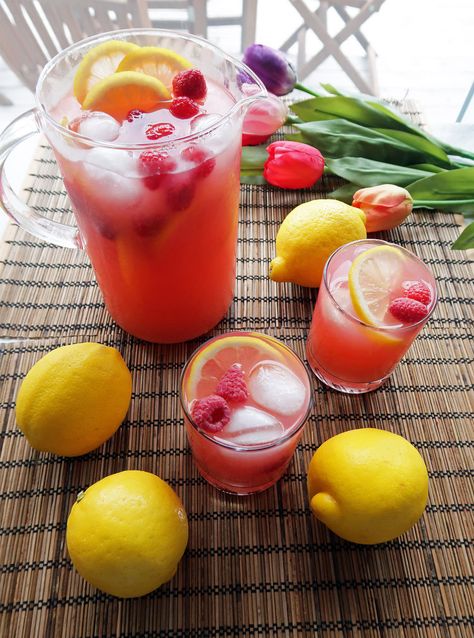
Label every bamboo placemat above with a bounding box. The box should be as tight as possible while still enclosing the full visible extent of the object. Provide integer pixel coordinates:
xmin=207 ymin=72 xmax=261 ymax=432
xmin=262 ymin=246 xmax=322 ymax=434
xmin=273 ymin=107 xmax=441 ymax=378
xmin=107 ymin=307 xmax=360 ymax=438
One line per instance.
xmin=0 ymin=102 xmax=473 ymax=638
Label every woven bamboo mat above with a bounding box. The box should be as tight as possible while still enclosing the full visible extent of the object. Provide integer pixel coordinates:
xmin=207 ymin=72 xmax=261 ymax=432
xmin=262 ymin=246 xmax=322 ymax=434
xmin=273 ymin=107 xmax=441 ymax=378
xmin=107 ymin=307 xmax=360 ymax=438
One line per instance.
xmin=0 ymin=101 xmax=473 ymax=638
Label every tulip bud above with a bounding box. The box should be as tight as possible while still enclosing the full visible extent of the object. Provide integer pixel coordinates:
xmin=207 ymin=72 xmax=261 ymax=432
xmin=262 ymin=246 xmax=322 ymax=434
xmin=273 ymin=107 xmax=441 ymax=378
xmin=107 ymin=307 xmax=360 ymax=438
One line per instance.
xmin=264 ymin=141 xmax=325 ymax=189
xmin=243 ymin=44 xmax=297 ymax=96
xmin=242 ymin=93 xmax=288 ymax=146
xmin=352 ymin=184 xmax=413 ymax=232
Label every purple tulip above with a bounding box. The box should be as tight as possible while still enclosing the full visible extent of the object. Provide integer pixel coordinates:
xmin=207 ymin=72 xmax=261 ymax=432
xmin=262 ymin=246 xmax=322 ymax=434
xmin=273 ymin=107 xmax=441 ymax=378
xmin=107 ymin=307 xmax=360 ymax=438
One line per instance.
xmin=243 ymin=44 xmax=297 ymax=96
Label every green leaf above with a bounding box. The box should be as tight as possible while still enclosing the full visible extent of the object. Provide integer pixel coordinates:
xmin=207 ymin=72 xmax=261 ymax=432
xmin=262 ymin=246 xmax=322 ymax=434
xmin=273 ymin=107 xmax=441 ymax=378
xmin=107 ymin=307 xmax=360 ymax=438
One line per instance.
xmin=375 ymin=128 xmax=451 ymax=167
xmin=325 ymin=157 xmax=432 ymax=187
xmin=406 ymin=166 xmax=474 ymax=208
xmin=320 ymin=83 xmax=344 ymax=96
xmin=451 ymin=222 xmax=474 ymax=250
xmin=294 ymin=120 xmax=429 ymax=165
xmin=240 ymin=172 xmax=267 ymax=185
xmin=410 ymin=163 xmax=446 ymax=173
xmin=412 ymin=199 xmax=474 ymax=214
xmin=241 ymin=145 xmax=268 ymax=171
xmin=328 ymin=182 xmax=360 ymax=202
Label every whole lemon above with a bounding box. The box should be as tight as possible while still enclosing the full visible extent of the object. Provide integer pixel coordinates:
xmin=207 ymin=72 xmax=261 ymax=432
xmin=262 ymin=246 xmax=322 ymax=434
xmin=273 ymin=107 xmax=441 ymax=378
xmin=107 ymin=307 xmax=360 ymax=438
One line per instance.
xmin=270 ymin=199 xmax=366 ymax=287
xmin=15 ymin=342 xmax=132 ymax=456
xmin=307 ymin=428 xmax=428 ymax=544
xmin=66 ymin=470 xmax=188 ymax=598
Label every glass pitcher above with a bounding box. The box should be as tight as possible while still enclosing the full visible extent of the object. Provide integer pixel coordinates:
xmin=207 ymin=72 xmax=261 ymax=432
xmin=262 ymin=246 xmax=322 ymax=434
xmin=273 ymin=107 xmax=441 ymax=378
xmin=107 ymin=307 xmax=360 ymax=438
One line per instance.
xmin=0 ymin=29 xmax=266 ymax=343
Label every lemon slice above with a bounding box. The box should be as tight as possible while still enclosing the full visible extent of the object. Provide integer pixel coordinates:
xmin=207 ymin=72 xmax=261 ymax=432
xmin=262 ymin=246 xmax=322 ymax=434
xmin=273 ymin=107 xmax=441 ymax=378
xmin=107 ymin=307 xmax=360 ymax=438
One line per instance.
xmin=348 ymin=245 xmax=406 ymax=326
xmin=116 ymin=46 xmax=192 ymax=88
xmin=74 ymin=40 xmax=140 ymax=104
xmin=82 ymin=71 xmax=170 ymax=121
xmin=186 ymin=334 xmax=285 ymax=398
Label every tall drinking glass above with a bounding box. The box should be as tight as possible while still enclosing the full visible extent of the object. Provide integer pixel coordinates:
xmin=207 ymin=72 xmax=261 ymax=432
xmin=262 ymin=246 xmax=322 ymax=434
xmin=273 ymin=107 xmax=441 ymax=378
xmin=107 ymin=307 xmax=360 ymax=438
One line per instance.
xmin=0 ymin=29 xmax=266 ymax=342
xmin=306 ymin=240 xmax=438 ymax=394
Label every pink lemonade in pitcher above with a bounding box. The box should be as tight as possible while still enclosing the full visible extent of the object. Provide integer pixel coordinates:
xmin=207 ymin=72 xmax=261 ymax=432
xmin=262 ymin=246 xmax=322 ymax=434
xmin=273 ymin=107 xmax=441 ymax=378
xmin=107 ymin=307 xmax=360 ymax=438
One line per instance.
xmin=180 ymin=332 xmax=312 ymax=494
xmin=46 ymin=37 xmax=256 ymax=342
xmin=306 ymin=240 xmax=437 ymax=394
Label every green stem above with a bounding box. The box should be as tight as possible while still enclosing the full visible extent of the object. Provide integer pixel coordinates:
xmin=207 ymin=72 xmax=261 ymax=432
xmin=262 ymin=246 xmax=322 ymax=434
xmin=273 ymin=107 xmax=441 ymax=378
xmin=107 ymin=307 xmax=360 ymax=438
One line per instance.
xmin=294 ymin=82 xmax=320 ymax=97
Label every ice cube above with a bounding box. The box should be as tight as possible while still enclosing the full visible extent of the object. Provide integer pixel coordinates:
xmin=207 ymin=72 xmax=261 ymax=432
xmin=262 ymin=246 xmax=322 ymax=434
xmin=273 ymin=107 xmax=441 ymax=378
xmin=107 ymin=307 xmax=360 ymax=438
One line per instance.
xmin=218 ymin=406 xmax=285 ymax=446
xmin=76 ymin=112 xmax=121 ymax=142
xmin=82 ymin=148 xmax=143 ymax=205
xmin=249 ymin=361 xmax=307 ymax=416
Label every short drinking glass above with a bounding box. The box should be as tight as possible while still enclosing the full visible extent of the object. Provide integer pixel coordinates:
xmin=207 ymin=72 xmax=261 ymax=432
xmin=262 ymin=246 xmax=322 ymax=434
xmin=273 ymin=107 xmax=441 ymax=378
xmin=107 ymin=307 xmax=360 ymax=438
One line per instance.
xmin=180 ymin=332 xmax=313 ymax=494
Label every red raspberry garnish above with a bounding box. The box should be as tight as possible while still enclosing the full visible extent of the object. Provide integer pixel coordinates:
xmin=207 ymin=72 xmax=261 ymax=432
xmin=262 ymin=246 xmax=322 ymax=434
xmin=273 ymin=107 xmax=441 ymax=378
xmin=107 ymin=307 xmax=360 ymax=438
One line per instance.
xmin=402 ymin=281 xmax=432 ymax=306
xmin=126 ymin=109 xmax=143 ymax=122
xmin=191 ymin=394 xmax=230 ymax=432
xmin=181 ymin=145 xmax=216 ymax=179
xmin=145 ymin=122 xmax=175 ymax=141
xmin=139 ymin=150 xmax=177 ymax=190
xmin=172 ymin=69 xmax=207 ymax=101
xmin=389 ymin=297 xmax=429 ymax=323
xmin=216 ymin=364 xmax=248 ymax=404
xmin=170 ymin=97 xmax=200 ymax=119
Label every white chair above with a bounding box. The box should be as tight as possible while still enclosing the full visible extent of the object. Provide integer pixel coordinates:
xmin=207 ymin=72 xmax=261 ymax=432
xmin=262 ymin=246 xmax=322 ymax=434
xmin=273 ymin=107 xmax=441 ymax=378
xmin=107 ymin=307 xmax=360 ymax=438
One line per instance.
xmin=281 ymin=0 xmax=386 ymax=95
xmin=0 ymin=0 xmax=151 ymax=93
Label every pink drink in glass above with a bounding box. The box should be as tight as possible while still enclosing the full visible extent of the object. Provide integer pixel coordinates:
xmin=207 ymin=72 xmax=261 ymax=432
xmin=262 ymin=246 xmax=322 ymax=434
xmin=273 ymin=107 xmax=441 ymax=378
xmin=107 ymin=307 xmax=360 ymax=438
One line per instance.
xmin=180 ymin=332 xmax=312 ymax=494
xmin=306 ymin=240 xmax=437 ymax=394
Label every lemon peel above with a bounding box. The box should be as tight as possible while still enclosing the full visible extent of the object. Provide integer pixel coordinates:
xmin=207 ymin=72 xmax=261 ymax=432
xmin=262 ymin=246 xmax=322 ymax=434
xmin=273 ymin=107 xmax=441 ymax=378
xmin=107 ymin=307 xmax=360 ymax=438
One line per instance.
xmin=66 ymin=470 xmax=188 ymax=597
xmin=116 ymin=46 xmax=192 ymax=88
xmin=74 ymin=39 xmax=140 ymax=104
xmin=82 ymin=71 xmax=170 ymax=120
xmin=269 ymin=199 xmax=366 ymax=288
xmin=307 ymin=428 xmax=428 ymax=544
xmin=15 ymin=342 xmax=131 ymax=456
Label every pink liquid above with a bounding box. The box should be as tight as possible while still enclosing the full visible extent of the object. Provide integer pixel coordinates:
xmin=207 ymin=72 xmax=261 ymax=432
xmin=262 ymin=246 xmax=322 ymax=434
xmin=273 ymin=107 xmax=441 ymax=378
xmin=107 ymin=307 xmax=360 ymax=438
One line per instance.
xmin=181 ymin=333 xmax=312 ymax=494
xmin=306 ymin=241 xmax=437 ymax=393
xmin=49 ymin=79 xmax=242 ymax=343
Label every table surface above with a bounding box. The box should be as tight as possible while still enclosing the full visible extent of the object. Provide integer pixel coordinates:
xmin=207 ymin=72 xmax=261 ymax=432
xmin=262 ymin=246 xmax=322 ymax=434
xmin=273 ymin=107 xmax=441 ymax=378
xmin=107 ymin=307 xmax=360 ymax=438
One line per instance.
xmin=0 ymin=105 xmax=473 ymax=638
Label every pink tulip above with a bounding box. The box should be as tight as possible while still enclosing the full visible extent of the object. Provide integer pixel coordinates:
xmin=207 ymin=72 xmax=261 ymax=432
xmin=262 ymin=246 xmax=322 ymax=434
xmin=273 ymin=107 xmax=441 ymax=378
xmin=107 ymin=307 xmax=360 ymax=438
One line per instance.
xmin=263 ymin=141 xmax=325 ymax=189
xmin=242 ymin=93 xmax=288 ymax=146
xmin=352 ymin=184 xmax=413 ymax=232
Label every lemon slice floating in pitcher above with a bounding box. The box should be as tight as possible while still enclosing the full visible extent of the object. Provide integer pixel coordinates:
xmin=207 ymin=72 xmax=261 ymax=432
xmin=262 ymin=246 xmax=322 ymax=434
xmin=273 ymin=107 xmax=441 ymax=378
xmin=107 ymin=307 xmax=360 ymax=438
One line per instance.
xmin=116 ymin=46 xmax=192 ymax=88
xmin=348 ymin=245 xmax=406 ymax=326
xmin=74 ymin=40 xmax=140 ymax=103
xmin=82 ymin=71 xmax=170 ymax=121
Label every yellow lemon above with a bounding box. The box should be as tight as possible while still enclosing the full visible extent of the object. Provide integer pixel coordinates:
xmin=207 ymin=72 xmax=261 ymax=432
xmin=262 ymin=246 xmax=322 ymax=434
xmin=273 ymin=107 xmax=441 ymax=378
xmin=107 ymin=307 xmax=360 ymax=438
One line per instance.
xmin=15 ymin=343 xmax=132 ymax=456
xmin=116 ymin=46 xmax=192 ymax=88
xmin=66 ymin=470 xmax=188 ymax=598
xmin=82 ymin=71 xmax=170 ymax=121
xmin=307 ymin=428 xmax=428 ymax=544
xmin=73 ymin=39 xmax=140 ymax=104
xmin=270 ymin=199 xmax=366 ymax=287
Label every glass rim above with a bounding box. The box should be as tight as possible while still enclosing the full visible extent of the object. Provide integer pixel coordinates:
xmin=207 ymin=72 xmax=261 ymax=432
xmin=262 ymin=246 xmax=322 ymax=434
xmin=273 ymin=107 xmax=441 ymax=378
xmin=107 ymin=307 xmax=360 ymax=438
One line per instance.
xmin=322 ymin=238 xmax=439 ymax=332
xmin=179 ymin=331 xmax=314 ymax=452
xmin=35 ymin=27 xmax=267 ymax=151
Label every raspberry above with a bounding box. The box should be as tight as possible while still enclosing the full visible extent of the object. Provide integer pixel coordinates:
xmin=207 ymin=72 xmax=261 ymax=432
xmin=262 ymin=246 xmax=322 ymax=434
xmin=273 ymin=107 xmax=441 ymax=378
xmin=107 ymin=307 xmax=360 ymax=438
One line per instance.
xmin=190 ymin=395 xmax=230 ymax=432
xmin=172 ymin=69 xmax=207 ymax=101
xmin=126 ymin=109 xmax=143 ymax=122
xmin=216 ymin=364 xmax=248 ymax=404
xmin=145 ymin=122 xmax=175 ymax=141
xmin=181 ymin=145 xmax=216 ymax=179
xmin=139 ymin=150 xmax=177 ymax=190
xmin=166 ymin=179 xmax=195 ymax=211
xmin=170 ymin=97 xmax=200 ymax=119
xmin=389 ymin=297 xmax=429 ymax=323
xmin=403 ymin=281 xmax=432 ymax=306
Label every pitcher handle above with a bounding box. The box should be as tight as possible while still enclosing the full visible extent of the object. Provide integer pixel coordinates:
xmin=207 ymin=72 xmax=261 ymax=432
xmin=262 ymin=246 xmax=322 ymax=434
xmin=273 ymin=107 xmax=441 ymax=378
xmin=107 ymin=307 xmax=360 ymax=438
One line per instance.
xmin=0 ymin=108 xmax=81 ymax=249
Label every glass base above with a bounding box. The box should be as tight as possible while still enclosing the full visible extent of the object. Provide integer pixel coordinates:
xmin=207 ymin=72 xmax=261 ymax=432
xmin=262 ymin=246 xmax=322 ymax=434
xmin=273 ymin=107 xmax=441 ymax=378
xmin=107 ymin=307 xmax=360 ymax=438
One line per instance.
xmin=195 ymin=464 xmax=282 ymax=496
xmin=308 ymin=360 xmax=389 ymax=394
